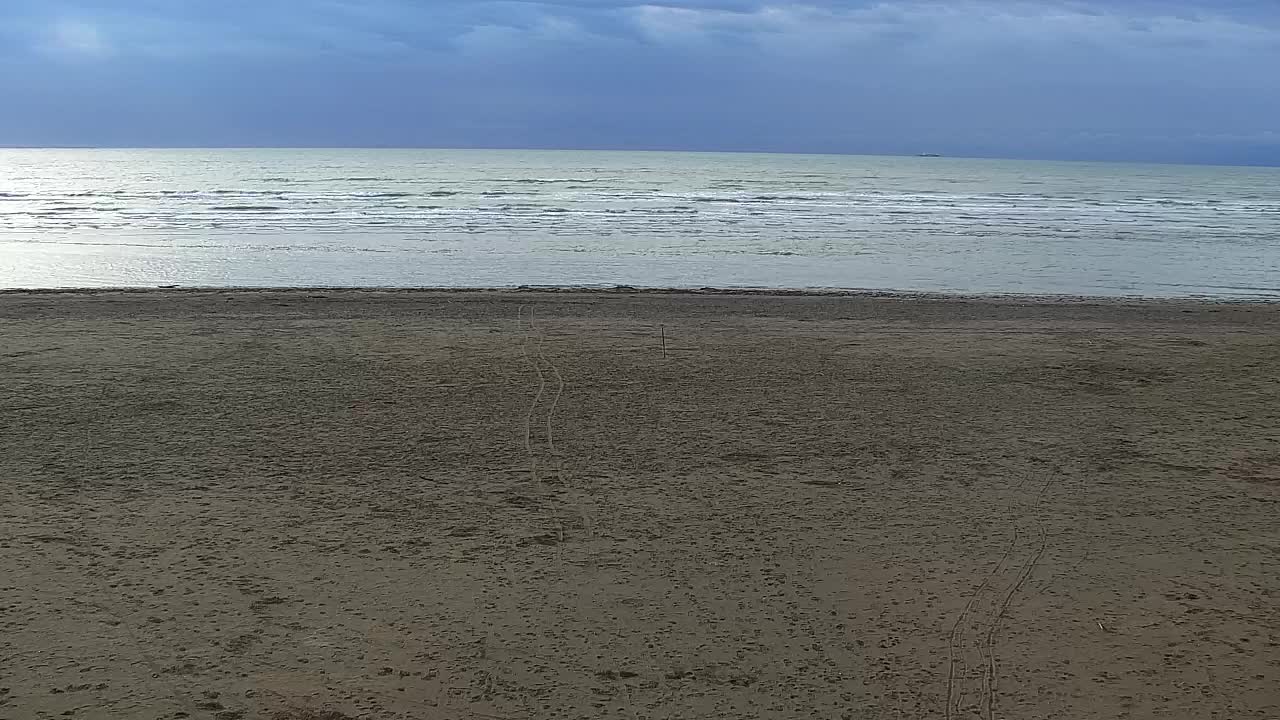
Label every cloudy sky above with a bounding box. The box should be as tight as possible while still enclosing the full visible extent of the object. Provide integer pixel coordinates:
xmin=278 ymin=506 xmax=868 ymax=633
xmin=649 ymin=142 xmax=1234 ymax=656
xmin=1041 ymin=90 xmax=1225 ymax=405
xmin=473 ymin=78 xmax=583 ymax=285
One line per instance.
xmin=1 ymin=1 xmax=1278 ymax=164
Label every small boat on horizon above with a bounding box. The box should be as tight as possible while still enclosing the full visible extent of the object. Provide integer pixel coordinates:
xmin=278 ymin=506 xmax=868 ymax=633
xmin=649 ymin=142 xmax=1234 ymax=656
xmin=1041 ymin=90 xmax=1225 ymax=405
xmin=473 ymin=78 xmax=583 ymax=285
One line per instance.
xmin=917 ymin=153 xmax=943 ymax=158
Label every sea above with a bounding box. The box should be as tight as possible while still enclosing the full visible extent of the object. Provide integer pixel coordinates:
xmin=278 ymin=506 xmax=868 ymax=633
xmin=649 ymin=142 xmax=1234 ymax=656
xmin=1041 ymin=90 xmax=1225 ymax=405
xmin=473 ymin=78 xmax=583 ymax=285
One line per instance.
xmin=1 ymin=148 xmax=1277 ymax=298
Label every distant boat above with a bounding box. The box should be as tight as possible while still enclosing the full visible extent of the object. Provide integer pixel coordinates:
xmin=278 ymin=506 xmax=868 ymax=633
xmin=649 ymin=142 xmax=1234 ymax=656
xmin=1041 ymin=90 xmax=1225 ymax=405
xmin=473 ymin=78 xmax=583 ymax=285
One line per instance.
xmin=917 ymin=153 xmax=943 ymax=158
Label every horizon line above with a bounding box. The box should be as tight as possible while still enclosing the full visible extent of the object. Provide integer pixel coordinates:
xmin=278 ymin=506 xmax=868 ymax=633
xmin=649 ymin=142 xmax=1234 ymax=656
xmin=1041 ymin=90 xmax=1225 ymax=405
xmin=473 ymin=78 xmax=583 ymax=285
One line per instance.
xmin=0 ymin=145 xmax=1277 ymax=169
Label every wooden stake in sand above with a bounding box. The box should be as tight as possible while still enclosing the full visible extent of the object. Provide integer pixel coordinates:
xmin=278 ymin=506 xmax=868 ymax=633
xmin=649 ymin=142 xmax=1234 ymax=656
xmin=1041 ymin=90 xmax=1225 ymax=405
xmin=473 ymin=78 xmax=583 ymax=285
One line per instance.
xmin=661 ymin=324 xmax=668 ymax=360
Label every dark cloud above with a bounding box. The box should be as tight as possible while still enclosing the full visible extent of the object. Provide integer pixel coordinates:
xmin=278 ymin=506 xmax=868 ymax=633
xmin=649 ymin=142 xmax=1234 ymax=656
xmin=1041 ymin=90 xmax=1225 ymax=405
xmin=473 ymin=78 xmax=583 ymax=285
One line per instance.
xmin=1 ymin=1 xmax=1277 ymax=164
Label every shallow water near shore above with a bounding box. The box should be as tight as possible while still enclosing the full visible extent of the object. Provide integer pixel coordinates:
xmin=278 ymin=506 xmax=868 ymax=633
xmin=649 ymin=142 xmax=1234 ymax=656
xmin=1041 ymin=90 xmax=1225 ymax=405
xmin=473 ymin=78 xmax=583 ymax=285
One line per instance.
xmin=2 ymin=148 xmax=1278 ymax=297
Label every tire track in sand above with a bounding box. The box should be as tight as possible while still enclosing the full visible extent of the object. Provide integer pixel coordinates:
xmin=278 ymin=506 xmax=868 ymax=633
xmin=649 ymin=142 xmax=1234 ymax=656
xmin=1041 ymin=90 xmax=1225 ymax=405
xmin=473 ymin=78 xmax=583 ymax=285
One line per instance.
xmin=945 ymin=469 xmax=1056 ymax=720
xmin=518 ymin=305 xmax=568 ymax=483
xmin=518 ymin=305 xmax=547 ymax=483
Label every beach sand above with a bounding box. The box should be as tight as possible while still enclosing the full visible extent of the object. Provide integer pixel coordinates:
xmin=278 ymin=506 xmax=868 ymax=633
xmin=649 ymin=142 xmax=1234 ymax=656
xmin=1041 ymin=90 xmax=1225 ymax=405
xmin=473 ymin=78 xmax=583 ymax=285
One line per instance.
xmin=1 ymin=289 xmax=1277 ymax=719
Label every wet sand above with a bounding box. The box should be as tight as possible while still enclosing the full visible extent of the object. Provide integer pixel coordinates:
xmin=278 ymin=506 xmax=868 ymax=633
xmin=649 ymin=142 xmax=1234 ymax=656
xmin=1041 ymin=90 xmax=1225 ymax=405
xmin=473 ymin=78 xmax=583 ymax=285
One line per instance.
xmin=1 ymin=289 xmax=1278 ymax=719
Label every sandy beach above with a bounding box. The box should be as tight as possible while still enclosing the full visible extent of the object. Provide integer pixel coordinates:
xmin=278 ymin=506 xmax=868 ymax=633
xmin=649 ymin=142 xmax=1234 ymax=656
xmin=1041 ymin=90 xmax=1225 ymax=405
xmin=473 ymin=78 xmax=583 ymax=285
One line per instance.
xmin=2 ymin=289 xmax=1277 ymax=720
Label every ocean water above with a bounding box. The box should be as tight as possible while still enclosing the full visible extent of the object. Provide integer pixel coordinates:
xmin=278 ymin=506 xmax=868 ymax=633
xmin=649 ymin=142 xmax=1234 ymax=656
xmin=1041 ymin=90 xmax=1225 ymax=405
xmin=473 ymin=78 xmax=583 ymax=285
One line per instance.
xmin=1 ymin=148 xmax=1277 ymax=297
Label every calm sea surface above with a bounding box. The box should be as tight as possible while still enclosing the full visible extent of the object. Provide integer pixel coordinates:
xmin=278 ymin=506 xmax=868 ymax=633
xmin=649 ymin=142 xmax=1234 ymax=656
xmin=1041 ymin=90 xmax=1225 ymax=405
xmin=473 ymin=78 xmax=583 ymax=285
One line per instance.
xmin=1 ymin=149 xmax=1277 ymax=297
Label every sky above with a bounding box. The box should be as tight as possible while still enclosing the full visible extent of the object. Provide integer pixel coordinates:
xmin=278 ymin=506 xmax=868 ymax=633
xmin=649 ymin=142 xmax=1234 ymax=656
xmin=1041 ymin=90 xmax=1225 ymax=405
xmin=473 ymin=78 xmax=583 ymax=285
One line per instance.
xmin=1 ymin=1 xmax=1278 ymax=164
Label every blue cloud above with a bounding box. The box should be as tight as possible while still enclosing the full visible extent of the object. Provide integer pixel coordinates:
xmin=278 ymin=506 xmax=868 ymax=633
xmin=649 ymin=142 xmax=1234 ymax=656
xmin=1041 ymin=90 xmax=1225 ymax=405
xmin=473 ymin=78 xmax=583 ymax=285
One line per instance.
xmin=1 ymin=1 xmax=1277 ymax=164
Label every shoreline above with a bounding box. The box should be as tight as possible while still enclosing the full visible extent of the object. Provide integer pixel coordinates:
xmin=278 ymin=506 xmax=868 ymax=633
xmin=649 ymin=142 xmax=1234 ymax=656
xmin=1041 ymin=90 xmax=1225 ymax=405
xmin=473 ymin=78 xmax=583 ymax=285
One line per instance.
xmin=2 ymin=284 xmax=1278 ymax=305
